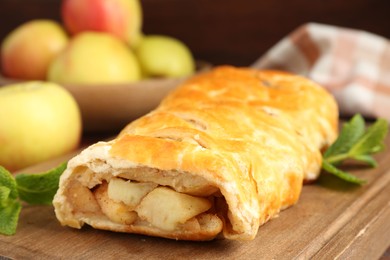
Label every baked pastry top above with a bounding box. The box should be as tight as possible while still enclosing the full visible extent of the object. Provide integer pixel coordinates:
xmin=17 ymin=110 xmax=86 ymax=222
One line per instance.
xmin=53 ymin=66 xmax=338 ymax=240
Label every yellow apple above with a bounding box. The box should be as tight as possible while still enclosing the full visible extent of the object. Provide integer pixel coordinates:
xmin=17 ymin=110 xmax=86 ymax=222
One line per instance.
xmin=61 ymin=0 xmax=143 ymax=47
xmin=47 ymin=32 xmax=141 ymax=85
xmin=0 ymin=81 xmax=82 ymax=171
xmin=1 ymin=19 xmax=69 ymax=80
xmin=135 ymin=35 xmax=195 ymax=78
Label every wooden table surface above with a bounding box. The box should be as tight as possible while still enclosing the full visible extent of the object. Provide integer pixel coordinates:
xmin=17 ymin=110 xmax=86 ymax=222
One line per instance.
xmin=1 ymin=131 xmax=390 ymax=259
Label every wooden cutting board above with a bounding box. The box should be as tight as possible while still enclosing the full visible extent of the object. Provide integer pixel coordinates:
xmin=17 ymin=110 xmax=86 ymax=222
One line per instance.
xmin=1 ymin=135 xmax=390 ymax=259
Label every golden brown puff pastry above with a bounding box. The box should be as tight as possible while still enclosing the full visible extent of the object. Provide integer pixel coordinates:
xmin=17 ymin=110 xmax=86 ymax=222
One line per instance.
xmin=53 ymin=66 xmax=338 ymax=241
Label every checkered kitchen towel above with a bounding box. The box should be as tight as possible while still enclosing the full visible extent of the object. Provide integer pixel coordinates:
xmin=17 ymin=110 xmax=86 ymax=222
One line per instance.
xmin=252 ymin=23 xmax=390 ymax=121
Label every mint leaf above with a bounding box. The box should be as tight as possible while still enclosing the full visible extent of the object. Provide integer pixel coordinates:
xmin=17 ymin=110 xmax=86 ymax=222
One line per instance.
xmin=322 ymin=115 xmax=388 ymax=184
xmin=0 ymin=166 xmax=18 ymax=200
xmin=0 ymin=186 xmax=11 ymax=207
xmin=322 ymin=160 xmax=366 ymax=184
xmin=348 ymin=118 xmax=388 ymax=156
xmin=15 ymin=162 xmax=67 ymax=205
xmin=0 ymin=166 xmax=21 ymax=235
xmin=0 ymin=200 xmax=22 ymax=235
xmin=0 ymin=162 xmax=67 ymax=236
xmin=351 ymin=154 xmax=377 ymax=167
xmin=324 ymin=114 xmax=365 ymax=164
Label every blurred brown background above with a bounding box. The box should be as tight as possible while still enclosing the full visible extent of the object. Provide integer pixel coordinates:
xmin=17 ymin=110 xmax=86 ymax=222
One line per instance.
xmin=0 ymin=0 xmax=389 ymax=67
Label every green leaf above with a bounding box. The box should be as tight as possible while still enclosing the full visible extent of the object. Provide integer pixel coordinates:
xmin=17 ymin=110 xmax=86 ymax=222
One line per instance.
xmin=322 ymin=160 xmax=366 ymax=185
xmin=321 ymin=115 xmax=389 ymax=184
xmin=324 ymin=114 xmax=365 ymax=163
xmin=0 ymin=166 xmax=21 ymax=235
xmin=0 ymin=166 xmax=18 ymax=200
xmin=0 ymin=200 xmax=21 ymax=235
xmin=15 ymin=162 xmax=67 ymax=205
xmin=0 ymin=186 xmax=11 ymax=207
xmin=351 ymin=154 xmax=378 ymax=167
xmin=348 ymin=118 xmax=388 ymax=156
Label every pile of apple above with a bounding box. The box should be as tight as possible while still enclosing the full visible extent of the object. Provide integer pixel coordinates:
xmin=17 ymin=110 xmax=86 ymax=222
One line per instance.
xmin=1 ymin=0 xmax=196 ymax=84
xmin=0 ymin=0 xmax=196 ymax=172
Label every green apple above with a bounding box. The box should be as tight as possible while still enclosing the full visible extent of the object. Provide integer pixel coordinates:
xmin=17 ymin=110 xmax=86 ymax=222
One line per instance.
xmin=61 ymin=0 xmax=143 ymax=48
xmin=1 ymin=19 xmax=69 ymax=80
xmin=0 ymin=81 xmax=82 ymax=171
xmin=135 ymin=35 xmax=195 ymax=78
xmin=47 ymin=32 xmax=141 ymax=85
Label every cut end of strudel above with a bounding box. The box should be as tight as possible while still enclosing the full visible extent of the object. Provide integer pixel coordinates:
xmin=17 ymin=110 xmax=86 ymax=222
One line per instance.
xmin=53 ymin=66 xmax=338 ymax=241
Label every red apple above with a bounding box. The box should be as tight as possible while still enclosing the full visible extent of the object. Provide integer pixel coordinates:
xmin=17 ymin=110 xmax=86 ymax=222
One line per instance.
xmin=61 ymin=0 xmax=143 ymax=47
xmin=1 ymin=19 xmax=69 ymax=80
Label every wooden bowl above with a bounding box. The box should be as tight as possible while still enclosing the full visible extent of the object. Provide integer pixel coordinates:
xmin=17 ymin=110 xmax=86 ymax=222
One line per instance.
xmin=0 ymin=61 xmax=211 ymax=133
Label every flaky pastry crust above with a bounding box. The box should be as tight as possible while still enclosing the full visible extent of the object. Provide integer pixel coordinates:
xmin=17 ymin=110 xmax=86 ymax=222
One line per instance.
xmin=53 ymin=66 xmax=338 ymax=240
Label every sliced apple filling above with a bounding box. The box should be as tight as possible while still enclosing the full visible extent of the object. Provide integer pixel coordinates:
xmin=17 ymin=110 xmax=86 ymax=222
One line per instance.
xmin=107 ymin=178 xmax=157 ymax=209
xmin=93 ymin=177 xmax=214 ymax=232
xmin=135 ymin=186 xmax=212 ymax=231
xmin=94 ymin=182 xmax=138 ymax=225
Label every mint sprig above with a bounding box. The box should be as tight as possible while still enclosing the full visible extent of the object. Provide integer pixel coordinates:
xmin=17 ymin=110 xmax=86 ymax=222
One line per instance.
xmin=16 ymin=163 xmax=67 ymax=205
xmin=0 ymin=162 xmax=67 ymax=235
xmin=322 ymin=114 xmax=388 ymax=184
xmin=0 ymin=166 xmax=21 ymax=235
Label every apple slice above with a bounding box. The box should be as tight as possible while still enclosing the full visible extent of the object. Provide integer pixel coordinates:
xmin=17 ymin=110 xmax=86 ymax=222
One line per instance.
xmin=107 ymin=178 xmax=157 ymax=209
xmin=67 ymin=180 xmax=100 ymax=214
xmin=135 ymin=187 xmax=212 ymax=231
xmin=94 ymin=182 xmax=137 ymax=225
